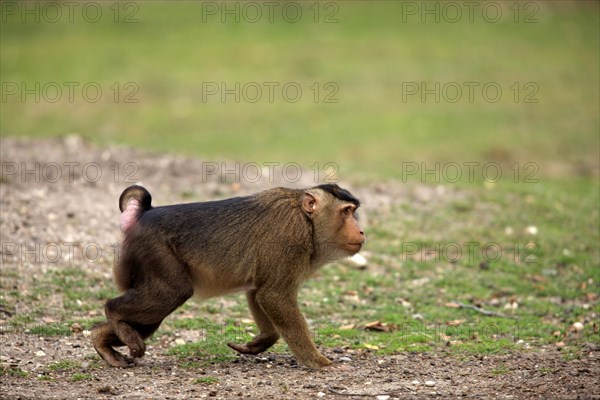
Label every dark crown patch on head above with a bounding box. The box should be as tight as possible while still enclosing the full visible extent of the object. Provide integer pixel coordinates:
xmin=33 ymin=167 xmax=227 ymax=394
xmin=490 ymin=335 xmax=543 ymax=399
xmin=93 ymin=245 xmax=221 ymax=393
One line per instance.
xmin=314 ymin=184 xmax=360 ymax=206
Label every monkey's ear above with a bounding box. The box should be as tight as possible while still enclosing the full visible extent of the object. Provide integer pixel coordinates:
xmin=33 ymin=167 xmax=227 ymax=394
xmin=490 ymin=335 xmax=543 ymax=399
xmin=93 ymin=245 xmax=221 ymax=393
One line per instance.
xmin=302 ymin=192 xmax=318 ymax=214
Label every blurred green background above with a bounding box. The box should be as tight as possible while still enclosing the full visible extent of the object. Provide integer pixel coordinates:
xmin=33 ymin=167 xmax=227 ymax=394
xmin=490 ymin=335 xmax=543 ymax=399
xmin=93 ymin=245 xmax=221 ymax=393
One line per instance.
xmin=1 ymin=1 xmax=598 ymax=183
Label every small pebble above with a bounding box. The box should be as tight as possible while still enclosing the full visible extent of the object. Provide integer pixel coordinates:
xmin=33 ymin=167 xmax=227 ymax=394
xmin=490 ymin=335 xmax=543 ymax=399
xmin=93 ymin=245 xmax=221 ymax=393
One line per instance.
xmin=339 ymin=357 xmax=352 ymax=362
xmin=525 ymin=226 xmax=538 ymax=235
xmin=376 ymin=396 xmax=390 ymax=400
xmin=35 ymin=351 xmax=45 ymax=357
xmin=411 ymin=380 xmax=420 ymax=385
xmin=97 ymin=386 xmax=112 ymax=394
xmin=317 ymin=391 xmax=326 ymax=398
xmin=347 ymin=253 xmax=368 ymax=268
xmin=573 ymin=322 xmax=584 ymax=332
xmin=424 ymin=381 xmax=435 ymax=387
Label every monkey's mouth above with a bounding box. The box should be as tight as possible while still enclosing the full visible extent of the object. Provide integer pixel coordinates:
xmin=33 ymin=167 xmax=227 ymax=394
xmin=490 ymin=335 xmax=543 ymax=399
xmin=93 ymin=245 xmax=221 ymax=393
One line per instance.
xmin=345 ymin=243 xmax=363 ymax=252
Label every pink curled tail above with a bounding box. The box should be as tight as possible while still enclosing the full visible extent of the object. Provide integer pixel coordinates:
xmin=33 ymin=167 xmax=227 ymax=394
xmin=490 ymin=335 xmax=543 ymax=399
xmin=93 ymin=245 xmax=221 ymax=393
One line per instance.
xmin=118 ymin=185 xmax=152 ymax=232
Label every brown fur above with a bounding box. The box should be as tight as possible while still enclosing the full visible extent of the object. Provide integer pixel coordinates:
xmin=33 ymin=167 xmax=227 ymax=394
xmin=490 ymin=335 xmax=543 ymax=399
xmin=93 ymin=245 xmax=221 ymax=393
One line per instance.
xmin=92 ymin=184 xmax=364 ymax=368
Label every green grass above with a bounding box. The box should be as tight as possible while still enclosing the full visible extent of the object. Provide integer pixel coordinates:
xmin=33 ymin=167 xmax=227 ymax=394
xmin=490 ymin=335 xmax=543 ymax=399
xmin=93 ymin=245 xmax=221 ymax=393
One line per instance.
xmin=48 ymin=360 xmax=80 ymax=372
xmin=28 ymin=323 xmax=71 ymax=337
xmin=539 ymin=366 xmax=557 ymax=374
xmin=70 ymin=373 xmax=92 ymax=382
xmin=492 ymin=362 xmax=510 ymax=375
xmin=168 ymin=341 xmax=237 ymax=366
xmin=0 ymin=0 xmax=598 ymax=364
xmin=0 ymin=367 xmax=29 ymax=378
xmin=1 ymin=179 xmax=596 ymax=359
xmin=192 ymin=376 xmax=219 ymax=385
xmin=0 ymin=315 xmax=105 ymax=341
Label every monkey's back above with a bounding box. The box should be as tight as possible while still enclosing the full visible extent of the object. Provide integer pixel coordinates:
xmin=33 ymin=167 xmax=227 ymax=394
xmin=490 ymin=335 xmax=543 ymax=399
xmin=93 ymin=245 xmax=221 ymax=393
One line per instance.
xmin=115 ymin=189 xmax=314 ymax=296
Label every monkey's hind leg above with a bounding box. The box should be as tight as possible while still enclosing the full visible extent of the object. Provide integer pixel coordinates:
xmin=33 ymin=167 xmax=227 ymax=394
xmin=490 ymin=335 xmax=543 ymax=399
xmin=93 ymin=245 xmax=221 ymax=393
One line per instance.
xmin=103 ymin=284 xmax=192 ymax=364
xmin=98 ymin=249 xmax=194 ymax=366
xmin=91 ymin=322 xmax=133 ymax=367
xmin=227 ymin=290 xmax=280 ymax=355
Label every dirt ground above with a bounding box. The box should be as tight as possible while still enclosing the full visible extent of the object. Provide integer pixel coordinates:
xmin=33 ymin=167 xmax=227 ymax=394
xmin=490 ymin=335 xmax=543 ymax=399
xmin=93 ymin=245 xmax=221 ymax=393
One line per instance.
xmin=1 ymin=137 xmax=599 ymax=399
xmin=2 ymin=333 xmax=598 ymax=399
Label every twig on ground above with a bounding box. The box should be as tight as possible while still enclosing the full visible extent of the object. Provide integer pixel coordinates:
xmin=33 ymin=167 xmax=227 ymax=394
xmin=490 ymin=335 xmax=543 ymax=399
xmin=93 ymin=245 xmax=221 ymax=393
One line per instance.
xmin=454 ymin=301 xmax=518 ymax=319
xmin=0 ymin=306 xmax=13 ymax=317
xmin=327 ymin=385 xmax=412 ymax=397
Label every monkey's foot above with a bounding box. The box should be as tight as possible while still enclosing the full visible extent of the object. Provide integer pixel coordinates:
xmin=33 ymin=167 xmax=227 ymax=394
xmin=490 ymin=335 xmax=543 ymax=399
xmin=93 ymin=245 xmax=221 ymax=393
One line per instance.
xmin=96 ymin=347 xmax=134 ymax=368
xmin=127 ymin=340 xmax=146 ymax=359
xmin=111 ymin=321 xmax=146 ymax=359
xmin=227 ymin=333 xmax=279 ymax=355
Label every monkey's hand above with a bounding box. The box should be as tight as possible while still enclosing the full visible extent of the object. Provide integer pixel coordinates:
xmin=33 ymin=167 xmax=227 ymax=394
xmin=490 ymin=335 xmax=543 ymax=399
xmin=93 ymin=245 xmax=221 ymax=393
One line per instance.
xmin=227 ymin=333 xmax=279 ymax=355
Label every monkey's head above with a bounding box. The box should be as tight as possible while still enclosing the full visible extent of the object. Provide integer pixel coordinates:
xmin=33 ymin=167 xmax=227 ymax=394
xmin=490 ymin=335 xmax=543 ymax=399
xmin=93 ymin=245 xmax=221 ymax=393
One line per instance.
xmin=302 ymin=184 xmax=365 ymax=261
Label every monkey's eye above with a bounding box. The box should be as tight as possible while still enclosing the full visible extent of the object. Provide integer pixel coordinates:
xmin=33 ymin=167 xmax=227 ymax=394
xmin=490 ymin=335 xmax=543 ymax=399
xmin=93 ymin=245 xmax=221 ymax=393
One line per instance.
xmin=342 ymin=207 xmax=353 ymax=216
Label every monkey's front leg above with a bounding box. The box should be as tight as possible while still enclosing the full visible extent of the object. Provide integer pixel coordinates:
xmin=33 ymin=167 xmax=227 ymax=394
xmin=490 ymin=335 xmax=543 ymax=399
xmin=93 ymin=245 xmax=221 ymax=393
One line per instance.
xmin=228 ymin=290 xmax=280 ymax=354
xmin=255 ymin=289 xmax=332 ymax=369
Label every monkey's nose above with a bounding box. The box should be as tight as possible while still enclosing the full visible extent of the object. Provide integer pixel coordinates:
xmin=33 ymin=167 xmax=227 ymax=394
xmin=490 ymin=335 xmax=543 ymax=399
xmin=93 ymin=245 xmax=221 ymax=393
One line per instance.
xmin=360 ymin=232 xmax=366 ymax=244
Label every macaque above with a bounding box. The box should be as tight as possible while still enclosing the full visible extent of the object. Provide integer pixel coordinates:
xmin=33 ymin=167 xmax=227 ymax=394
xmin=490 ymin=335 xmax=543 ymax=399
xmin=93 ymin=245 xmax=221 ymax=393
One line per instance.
xmin=92 ymin=184 xmax=365 ymax=368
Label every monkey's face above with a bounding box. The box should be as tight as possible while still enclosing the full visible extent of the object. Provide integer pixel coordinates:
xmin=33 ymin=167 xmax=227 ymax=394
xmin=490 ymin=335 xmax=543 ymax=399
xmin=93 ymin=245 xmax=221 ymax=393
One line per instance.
xmin=335 ymin=203 xmax=366 ymax=255
xmin=303 ymin=189 xmax=366 ymax=260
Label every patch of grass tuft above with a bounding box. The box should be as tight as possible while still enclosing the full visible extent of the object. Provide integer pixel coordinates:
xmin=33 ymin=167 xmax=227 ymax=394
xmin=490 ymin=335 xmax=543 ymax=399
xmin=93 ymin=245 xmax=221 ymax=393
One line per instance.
xmin=1 ymin=367 xmax=29 ymax=377
xmin=70 ymin=373 xmax=92 ymax=382
xmin=192 ymin=376 xmax=219 ymax=385
xmin=48 ymin=360 xmax=80 ymax=371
